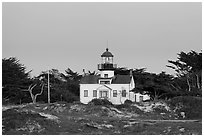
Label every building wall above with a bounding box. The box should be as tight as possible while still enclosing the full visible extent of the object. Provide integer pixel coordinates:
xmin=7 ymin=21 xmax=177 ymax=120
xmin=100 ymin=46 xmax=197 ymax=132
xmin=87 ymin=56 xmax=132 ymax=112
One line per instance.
xmin=130 ymin=76 xmax=135 ymax=90
xmin=129 ymin=92 xmax=135 ymax=102
xmin=135 ymin=93 xmax=151 ymax=102
xmin=108 ymin=84 xmax=130 ymax=104
xmin=100 ymin=70 xmax=114 ymax=78
xmin=80 ymin=84 xmax=100 ymax=104
xmin=80 ymin=83 xmax=134 ymax=104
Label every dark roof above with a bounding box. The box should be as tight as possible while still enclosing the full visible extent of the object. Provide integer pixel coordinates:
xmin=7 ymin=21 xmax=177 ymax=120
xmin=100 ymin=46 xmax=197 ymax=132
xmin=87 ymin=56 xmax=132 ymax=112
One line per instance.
xmin=101 ymin=48 xmax=114 ymax=57
xmin=80 ymin=74 xmax=131 ymax=84
xmin=130 ymin=88 xmax=142 ymax=93
xmin=131 ymin=88 xmax=149 ymax=95
xmin=80 ymin=75 xmax=100 ymax=84
xmin=112 ymin=75 xmax=131 ymax=84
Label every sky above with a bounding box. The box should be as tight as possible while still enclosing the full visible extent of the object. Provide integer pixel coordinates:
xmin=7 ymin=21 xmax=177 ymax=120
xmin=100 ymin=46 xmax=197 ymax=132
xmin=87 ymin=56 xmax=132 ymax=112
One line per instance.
xmin=2 ymin=2 xmax=202 ymax=77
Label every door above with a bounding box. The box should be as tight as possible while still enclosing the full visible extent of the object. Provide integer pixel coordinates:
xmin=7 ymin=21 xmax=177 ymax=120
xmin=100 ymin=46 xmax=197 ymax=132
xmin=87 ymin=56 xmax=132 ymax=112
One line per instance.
xmin=99 ymin=90 xmax=108 ymax=99
xmin=139 ymin=96 xmax=143 ymax=102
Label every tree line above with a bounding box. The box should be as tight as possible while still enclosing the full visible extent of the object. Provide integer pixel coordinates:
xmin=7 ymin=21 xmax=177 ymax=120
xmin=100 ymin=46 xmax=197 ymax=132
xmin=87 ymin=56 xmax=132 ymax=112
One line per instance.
xmin=2 ymin=50 xmax=202 ymax=104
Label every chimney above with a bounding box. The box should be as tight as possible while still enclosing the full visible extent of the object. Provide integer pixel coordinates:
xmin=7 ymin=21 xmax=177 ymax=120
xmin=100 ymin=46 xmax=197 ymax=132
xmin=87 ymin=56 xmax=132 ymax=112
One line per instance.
xmin=130 ymin=69 xmax=133 ymax=77
xmin=83 ymin=69 xmax=86 ymax=76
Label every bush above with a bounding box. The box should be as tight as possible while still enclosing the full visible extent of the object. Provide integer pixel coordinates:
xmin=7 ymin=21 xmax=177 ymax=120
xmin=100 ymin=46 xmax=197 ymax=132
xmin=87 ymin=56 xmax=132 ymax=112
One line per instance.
xmin=168 ymin=96 xmax=202 ymax=119
xmin=124 ymin=100 xmax=133 ymax=105
xmin=115 ymin=104 xmax=129 ymax=110
xmin=115 ymin=103 xmax=144 ymax=114
xmin=3 ymin=109 xmax=59 ymax=134
xmin=2 ymin=98 xmax=9 ymax=105
xmin=88 ymin=98 xmax=113 ymax=106
xmin=50 ymin=91 xmax=79 ymax=103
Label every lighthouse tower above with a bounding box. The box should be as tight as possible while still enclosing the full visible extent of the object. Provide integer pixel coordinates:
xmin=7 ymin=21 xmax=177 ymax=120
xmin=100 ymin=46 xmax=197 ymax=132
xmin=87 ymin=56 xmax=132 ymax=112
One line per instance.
xmin=98 ymin=48 xmax=117 ymax=78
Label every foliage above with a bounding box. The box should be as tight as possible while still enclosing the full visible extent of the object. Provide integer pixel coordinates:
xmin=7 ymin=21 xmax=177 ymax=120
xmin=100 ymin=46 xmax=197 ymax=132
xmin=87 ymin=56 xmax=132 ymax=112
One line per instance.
xmin=2 ymin=57 xmax=32 ymax=104
xmin=168 ymin=96 xmax=202 ymax=119
xmin=33 ymin=68 xmax=80 ymax=103
xmin=2 ymin=109 xmax=59 ymax=134
xmin=116 ymin=67 xmax=176 ymax=100
xmin=87 ymin=70 xmax=98 ymax=75
xmin=167 ymin=50 xmax=202 ymax=92
xmin=115 ymin=100 xmax=133 ymax=110
xmin=23 ymin=82 xmax=45 ymax=104
xmin=116 ymin=50 xmax=202 ymax=100
xmin=124 ymin=99 xmax=133 ymax=105
xmin=115 ymin=103 xmax=144 ymax=114
xmin=114 ymin=67 xmax=130 ymax=75
xmin=64 ymin=68 xmax=82 ymax=96
xmin=3 ymin=50 xmax=201 ymax=105
xmin=88 ymin=98 xmax=113 ymax=106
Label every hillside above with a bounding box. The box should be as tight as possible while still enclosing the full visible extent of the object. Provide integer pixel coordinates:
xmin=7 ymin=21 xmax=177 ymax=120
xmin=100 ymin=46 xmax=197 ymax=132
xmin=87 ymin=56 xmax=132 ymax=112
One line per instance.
xmin=2 ymin=100 xmax=202 ymax=135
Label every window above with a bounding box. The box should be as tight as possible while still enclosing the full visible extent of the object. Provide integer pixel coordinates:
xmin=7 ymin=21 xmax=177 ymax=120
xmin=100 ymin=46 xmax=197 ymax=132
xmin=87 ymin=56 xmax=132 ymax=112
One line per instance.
xmin=113 ymin=90 xmax=117 ymax=97
xmin=100 ymin=80 xmax=110 ymax=84
xmin=93 ymin=90 xmax=97 ymax=97
xmin=139 ymin=96 xmax=143 ymax=102
xmin=104 ymin=74 xmax=108 ymax=78
xmin=84 ymin=90 xmax=88 ymax=97
xmin=100 ymin=81 xmax=104 ymax=84
xmin=122 ymin=90 xmax=126 ymax=97
xmin=99 ymin=91 xmax=108 ymax=98
xmin=105 ymin=57 xmax=110 ymax=63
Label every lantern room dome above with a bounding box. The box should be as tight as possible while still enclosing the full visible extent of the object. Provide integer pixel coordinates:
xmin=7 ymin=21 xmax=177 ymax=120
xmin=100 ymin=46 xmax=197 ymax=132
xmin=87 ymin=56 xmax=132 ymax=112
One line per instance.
xmin=101 ymin=48 xmax=114 ymax=57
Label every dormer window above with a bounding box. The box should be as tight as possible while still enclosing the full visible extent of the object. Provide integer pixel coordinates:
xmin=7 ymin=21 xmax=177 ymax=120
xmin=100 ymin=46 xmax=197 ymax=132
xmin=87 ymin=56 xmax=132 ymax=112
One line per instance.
xmin=100 ymin=80 xmax=110 ymax=84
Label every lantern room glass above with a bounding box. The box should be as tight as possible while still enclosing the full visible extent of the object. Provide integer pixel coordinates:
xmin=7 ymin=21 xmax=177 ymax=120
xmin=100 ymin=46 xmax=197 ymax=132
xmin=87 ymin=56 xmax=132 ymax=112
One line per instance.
xmin=102 ymin=57 xmax=113 ymax=64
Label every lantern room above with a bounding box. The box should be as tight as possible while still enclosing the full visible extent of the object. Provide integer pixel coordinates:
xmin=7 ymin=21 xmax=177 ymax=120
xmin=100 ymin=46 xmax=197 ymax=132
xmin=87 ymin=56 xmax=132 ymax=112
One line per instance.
xmin=98 ymin=48 xmax=117 ymax=71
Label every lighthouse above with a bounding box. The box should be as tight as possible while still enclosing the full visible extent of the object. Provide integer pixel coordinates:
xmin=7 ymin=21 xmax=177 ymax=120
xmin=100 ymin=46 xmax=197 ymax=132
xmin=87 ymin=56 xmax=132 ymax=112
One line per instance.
xmin=80 ymin=48 xmax=150 ymax=104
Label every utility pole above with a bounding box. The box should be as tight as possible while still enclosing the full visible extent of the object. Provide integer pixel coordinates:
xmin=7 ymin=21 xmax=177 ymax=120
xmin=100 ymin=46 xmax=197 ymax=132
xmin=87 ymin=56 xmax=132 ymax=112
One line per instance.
xmin=48 ymin=69 xmax=50 ymax=104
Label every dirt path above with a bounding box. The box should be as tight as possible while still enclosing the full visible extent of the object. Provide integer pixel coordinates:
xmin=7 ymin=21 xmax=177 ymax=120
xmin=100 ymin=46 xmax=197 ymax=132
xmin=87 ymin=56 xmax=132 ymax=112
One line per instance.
xmin=141 ymin=119 xmax=200 ymax=123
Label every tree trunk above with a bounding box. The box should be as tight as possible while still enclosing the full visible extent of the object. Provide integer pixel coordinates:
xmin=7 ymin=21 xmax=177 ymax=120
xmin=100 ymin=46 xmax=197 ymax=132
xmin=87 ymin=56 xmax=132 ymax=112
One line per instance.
xmin=170 ymin=84 xmax=179 ymax=91
xmin=60 ymin=94 xmax=63 ymax=101
xmin=34 ymin=84 xmax=44 ymax=104
xmin=27 ymin=84 xmax=37 ymax=104
xmin=196 ymin=74 xmax=200 ymax=89
xmin=152 ymin=90 xmax=163 ymax=101
xmin=29 ymin=91 xmax=35 ymax=104
xmin=186 ymin=75 xmax=191 ymax=92
xmin=33 ymin=98 xmax=36 ymax=104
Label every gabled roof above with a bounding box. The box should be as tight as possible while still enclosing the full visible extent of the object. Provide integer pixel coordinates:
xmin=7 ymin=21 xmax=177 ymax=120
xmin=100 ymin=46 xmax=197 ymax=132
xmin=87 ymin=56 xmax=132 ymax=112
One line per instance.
xmin=80 ymin=75 xmax=100 ymax=84
xmin=96 ymin=85 xmax=112 ymax=90
xmin=80 ymin=74 xmax=132 ymax=84
xmin=112 ymin=75 xmax=131 ymax=84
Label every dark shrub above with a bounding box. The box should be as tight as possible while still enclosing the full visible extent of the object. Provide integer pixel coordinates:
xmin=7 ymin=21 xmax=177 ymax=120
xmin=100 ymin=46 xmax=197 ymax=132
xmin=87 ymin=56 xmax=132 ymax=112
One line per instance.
xmin=59 ymin=91 xmax=79 ymax=103
xmin=143 ymin=99 xmax=151 ymax=102
xmin=3 ymin=109 xmax=60 ymax=134
xmin=115 ymin=104 xmax=129 ymax=110
xmin=2 ymin=98 xmax=9 ymax=105
xmin=88 ymin=98 xmax=113 ymax=106
xmin=124 ymin=100 xmax=133 ymax=105
xmin=169 ymin=96 xmax=202 ymax=119
xmin=115 ymin=103 xmax=144 ymax=114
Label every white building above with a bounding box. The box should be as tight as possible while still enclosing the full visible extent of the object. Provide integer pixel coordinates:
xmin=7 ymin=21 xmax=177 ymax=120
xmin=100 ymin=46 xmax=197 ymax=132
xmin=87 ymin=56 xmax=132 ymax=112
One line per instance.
xmin=80 ymin=48 xmax=150 ymax=104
